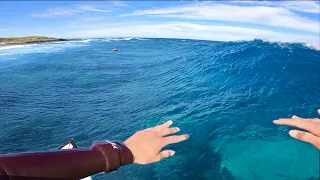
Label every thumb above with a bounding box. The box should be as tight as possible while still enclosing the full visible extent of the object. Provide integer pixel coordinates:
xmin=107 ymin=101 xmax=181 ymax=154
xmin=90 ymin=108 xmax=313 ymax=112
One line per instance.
xmin=289 ymin=130 xmax=320 ymax=150
xmin=155 ymin=150 xmax=175 ymax=162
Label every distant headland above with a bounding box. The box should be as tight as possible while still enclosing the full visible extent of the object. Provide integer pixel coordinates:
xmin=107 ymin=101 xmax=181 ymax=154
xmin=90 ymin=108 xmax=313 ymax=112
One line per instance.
xmin=0 ymin=36 xmax=67 ymax=46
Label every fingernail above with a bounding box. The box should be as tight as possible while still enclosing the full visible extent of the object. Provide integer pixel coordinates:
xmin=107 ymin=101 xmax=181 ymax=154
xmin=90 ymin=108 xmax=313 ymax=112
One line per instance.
xmin=168 ymin=120 xmax=173 ymax=125
xmin=289 ymin=130 xmax=298 ymax=138
xmin=273 ymin=120 xmax=278 ymax=124
xmin=170 ymin=151 xmax=175 ymax=156
xmin=185 ymin=134 xmax=190 ymax=139
xmin=176 ymin=127 xmax=180 ymax=132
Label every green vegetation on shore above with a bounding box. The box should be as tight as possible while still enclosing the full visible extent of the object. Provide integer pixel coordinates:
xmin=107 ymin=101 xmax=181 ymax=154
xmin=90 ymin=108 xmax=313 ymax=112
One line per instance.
xmin=0 ymin=36 xmax=67 ymax=45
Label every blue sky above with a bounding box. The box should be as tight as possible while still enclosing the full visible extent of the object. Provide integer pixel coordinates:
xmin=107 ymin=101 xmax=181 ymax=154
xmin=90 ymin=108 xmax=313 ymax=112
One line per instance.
xmin=0 ymin=1 xmax=319 ymax=45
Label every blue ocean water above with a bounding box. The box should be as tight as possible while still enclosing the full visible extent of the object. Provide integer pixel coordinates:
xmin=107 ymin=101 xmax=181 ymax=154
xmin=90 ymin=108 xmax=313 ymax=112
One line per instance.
xmin=0 ymin=38 xmax=319 ymax=180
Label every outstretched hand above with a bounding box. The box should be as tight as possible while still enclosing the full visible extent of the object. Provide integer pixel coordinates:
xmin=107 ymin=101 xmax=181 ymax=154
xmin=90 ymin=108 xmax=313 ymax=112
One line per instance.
xmin=274 ymin=109 xmax=320 ymax=150
xmin=124 ymin=120 xmax=189 ymax=164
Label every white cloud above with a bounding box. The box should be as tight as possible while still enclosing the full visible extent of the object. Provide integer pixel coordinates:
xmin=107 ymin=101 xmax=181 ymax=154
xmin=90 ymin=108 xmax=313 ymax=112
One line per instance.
xmin=280 ymin=1 xmax=320 ymax=13
xmin=65 ymin=22 xmax=319 ymax=46
xmin=0 ymin=28 xmax=10 ymax=32
xmin=31 ymin=4 xmax=112 ymax=18
xmin=234 ymin=1 xmax=320 ymax=13
xmin=26 ymin=1 xmax=319 ymax=47
xmin=127 ymin=3 xmax=320 ymax=33
xmin=109 ymin=1 xmax=128 ymax=7
xmin=76 ymin=5 xmax=112 ymax=13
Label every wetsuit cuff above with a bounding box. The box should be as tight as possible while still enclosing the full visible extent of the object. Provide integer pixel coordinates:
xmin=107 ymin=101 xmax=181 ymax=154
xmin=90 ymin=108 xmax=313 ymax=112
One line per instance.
xmin=115 ymin=142 xmax=134 ymax=165
xmin=92 ymin=142 xmax=133 ymax=172
xmin=92 ymin=143 xmax=121 ymax=172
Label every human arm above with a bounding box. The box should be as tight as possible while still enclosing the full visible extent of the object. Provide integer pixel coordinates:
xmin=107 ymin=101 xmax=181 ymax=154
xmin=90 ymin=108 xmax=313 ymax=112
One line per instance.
xmin=0 ymin=120 xmax=189 ymax=179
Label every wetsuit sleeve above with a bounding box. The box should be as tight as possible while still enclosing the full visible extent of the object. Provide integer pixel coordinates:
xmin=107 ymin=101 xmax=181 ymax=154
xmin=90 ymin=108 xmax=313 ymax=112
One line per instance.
xmin=0 ymin=142 xmax=133 ymax=180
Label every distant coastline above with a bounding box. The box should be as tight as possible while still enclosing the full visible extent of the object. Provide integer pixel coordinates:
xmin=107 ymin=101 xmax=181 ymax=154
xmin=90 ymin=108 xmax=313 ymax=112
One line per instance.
xmin=0 ymin=36 xmax=67 ymax=46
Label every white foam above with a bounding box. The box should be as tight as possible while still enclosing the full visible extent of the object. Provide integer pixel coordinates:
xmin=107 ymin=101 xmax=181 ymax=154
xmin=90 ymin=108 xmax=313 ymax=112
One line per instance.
xmin=303 ymin=43 xmax=320 ymax=51
xmin=109 ymin=38 xmax=123 ymax=41
xmin=136 ymin=38 xmax=149 ymax=41
xmin=94 ymin=37 xmax=148 ymax=41
xmin=0 ymin=44 xmax=31 ymax=51
xmin=232 ymin=39 xmax=320 ymax=52
xmin=109 ymin=37 xmax=135 ymax=41
xmin=79 ymin=39 xmax=95 ymax=43
xmin=274 ymin=41 xmax=320 ymax=51
xmin=0 ymin=41 xmax=86 ymax=57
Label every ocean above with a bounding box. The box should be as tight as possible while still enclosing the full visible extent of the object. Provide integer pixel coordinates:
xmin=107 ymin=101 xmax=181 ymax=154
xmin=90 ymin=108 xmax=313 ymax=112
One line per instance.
xmin=0 ymin=38 xmax=319 ymax=180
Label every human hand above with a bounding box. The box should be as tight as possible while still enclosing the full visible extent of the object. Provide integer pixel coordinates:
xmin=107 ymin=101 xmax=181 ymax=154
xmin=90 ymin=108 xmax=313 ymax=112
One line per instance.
xmin=273 ymin=109 xmax=320 ymax=150
xmin=123 ymin=120 xmax=189 ymax=164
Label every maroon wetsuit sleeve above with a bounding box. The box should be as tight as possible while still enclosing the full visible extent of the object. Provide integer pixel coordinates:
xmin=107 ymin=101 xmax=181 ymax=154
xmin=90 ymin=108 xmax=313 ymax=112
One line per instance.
xmin=0 ymin=142 xmax=133 ymax=180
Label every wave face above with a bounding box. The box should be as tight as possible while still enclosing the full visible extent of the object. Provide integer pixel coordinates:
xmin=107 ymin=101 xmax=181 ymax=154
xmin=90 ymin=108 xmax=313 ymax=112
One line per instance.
xmin=0 ymin=39 xmax=319 ymax=180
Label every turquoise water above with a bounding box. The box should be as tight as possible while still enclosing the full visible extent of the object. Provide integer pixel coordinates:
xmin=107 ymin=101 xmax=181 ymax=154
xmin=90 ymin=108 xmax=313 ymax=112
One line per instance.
xmin=0 ymin=38 xmax=319 ymax=180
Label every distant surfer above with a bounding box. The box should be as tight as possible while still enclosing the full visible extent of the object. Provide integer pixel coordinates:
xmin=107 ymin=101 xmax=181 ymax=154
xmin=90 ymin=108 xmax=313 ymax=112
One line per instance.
xmin=112 ymin=48 xmax=119 ymax=52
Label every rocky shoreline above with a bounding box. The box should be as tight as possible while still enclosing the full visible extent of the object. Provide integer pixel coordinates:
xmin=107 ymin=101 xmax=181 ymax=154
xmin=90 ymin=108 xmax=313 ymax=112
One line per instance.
xmin=0 ymin=36 xmax=67 ymax=46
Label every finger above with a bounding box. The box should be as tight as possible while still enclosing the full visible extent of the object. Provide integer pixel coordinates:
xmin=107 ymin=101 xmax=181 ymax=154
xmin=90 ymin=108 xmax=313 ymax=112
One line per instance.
xmin=154 ymin=150 xmax=175 ymax=162
xmin=289 ymin=130 xmax=320 ymax=150
xmin=158 ymin=127 xmax=180 ymax=137
xmin=292 ymin=115 xmax=301 ymax=119
xmin=152 ymin=120 xmax=173 ymax=131
xmin=290 ymin=116 xmax=318 ymax=123
xmin=273 ymin=118 xmax=317 ymax=135
xmin=162 ymin=134 xmax=189 ymax=146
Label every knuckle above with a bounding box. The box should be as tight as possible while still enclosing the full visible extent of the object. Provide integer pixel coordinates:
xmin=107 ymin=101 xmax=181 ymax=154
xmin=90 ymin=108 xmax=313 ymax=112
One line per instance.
xmin=295 ymin=131 xmax=306 ymax=140
xmin=169 ymin=128 xmax=174 ymax=133
xmin=160 ymin=138 xmax=166 ymax=146
xmin=159 ymin=129 xmax=168 ymax=136
xmin=312 ymin=139 xmax=320 ymax=149
xmin=295 ymin=119 xmax=303 ymax=125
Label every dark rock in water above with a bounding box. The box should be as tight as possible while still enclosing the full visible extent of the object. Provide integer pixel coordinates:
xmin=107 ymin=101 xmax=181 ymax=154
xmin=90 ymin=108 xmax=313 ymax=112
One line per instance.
xmin=277 ymin=173 xmax=286 ymax=178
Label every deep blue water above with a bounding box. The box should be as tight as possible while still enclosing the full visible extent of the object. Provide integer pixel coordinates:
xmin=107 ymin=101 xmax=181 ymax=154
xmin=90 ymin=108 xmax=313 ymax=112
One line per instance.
xmin=0 ymin=38 xmax=319 ymax=180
